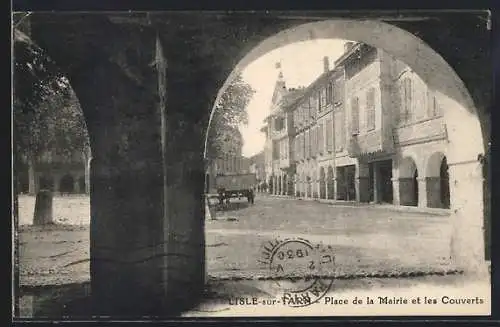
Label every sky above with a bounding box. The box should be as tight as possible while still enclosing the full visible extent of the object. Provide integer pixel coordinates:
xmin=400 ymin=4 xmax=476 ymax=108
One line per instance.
xmin=238 ymin=39 xmax=348 ymax=158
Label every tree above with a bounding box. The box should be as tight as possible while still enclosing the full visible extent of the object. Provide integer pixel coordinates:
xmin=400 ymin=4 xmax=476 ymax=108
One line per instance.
xmin=205 ymin=74 xmax=255 ymax=159
xmin=13 ymin=24 xmax=90 ymax=197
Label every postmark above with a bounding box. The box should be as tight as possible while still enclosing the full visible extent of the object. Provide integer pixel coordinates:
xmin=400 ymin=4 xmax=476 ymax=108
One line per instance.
xmin=259 ymin=237 xmax=335 ymax=307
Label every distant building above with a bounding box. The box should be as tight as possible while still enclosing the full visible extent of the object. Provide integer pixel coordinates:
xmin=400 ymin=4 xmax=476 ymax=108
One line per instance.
xmin=248 ymin=151 xmax=266 ymax=189
xmin=16 ymin=146 xmax=91 ymax=195
xmin=262 ymin=42 xmax=450 ymax=209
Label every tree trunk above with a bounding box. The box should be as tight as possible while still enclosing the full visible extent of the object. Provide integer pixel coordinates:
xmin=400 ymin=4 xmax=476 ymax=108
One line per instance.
xmin=33 ymin=190 xmax=53 ymax=225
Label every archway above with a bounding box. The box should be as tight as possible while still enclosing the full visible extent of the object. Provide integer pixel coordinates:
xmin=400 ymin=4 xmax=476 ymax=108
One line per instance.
xmin=398 ymin=157 xmax=419 ymax=207
xmin=326 ymin=166 xmax=334 ymax=200
xmin=277 ymin=175 xmax=281 ymax=195
xmin=59 ymin=174 xmax=75 ymax=194
xmin=426 ymin=152 xmax=451 ymax=209
xmin=319 ymin=167 xmax=326 ymax=199
xmin=200 ymin=17 xmax=488 ymax=274
xmin=268 ymin=176 xmax=273 ymax=194
xmin=24 ymin=13 xmax=488 ymax=317
xmin=38 ymin=175 xmax=54 ymax=191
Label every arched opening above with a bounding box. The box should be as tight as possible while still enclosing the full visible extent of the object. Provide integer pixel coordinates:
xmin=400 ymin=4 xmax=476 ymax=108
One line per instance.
xmin=277 ymin=175 xmax=282 ymax=195
xmin=440 ymin=158 xmax=450 ymax=209
xmin=283 ymin=174 xmax=288 ymax=196
xmin=425 ymin=152 xmax=451 ymax=209
xmin=398 ymin=157 xmax=419 ymax=206
xmin=19 ymin=13 xmax=488 ymax=318
xmin=327 ymin=166 xmax=334 ymax=200
xmin=59 ymin=174 xmax=75 ymax=194
xmin=38 ymin=175 xmax=54 ymax=191
xmin=268 ymin=176 xmax=273 ymax=194
xmin=319 ymin=167 xmax=326 ymax=199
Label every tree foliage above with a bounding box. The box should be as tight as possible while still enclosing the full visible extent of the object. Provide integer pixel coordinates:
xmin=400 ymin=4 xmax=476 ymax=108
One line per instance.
xmin=13 ymin=26 xmax=90 ymax=166
xmin=206 ymin=74 xmax=255 ymax=159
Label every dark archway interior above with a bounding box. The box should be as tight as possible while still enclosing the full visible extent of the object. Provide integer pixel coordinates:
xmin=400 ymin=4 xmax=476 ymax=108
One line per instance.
xmin=38 ymin=175 xmax=53 ymax=191
xmin=59 ymin=174 xmax=74 ymax=193
xmin=440 ymin=157 xmax=450 ymax=209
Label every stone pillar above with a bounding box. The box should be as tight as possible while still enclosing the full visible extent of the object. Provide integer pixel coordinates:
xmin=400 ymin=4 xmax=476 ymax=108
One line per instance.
xmin=53 ymin=175 xmax=60 ymax=193
xmin=448 ymin=159 xmax=487 ymax=275
xmin=28 ymin=160 xmax=36 ymax=195
xmin=417 ymin=177 xmax=428 ymax=208
xmin=332 ymin=177 xmax=337 ymax=200
xmin=85 ymin=157 xmax=91 ymax=194
xmin=73 ymin=176 xmax=81 ymax=194
xmin=391 ymin=178 xmax=400 ymax=205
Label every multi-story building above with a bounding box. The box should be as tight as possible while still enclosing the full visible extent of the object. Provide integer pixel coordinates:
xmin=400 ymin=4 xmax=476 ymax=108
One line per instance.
xmin=261 ymin=70 xmax=305 ymax=196
xmin=262 ymin=42 xmax=451 ymax=209
xmin=249 ymin=151 xmax=266 ymax=190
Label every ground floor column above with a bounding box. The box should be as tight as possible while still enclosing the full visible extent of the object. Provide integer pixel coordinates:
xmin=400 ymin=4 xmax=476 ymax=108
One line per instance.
xmin=85 ymin=157 xmax=91 ymax=194
xmin=28 ymin=161 xmax=36 ymax=195
xmin=53 ymin=175 xmax=60 ymax=193
xmin=73 ymin=177 xmax=81 ymax=194
xmin=391 ymin=178 xmax=400 ymax=205
xmin=417 ymin=177 xmax=428 ymax=208
xmin=448 ymin=159 xmax=487 ymax=275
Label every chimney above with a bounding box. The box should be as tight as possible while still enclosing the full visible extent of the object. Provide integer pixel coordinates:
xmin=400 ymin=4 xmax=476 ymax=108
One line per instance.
xmin=344 ymin=42 xmax=355 ymax=53
xmin=323 ymin=56 xmax=330 ymax=73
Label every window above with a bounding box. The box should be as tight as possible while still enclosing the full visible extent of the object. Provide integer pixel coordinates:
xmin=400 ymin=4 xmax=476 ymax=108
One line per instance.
xmin=326 ymin=118 xmax=333 ymax=152
xmin=351 ymin=97 xmax=359 ymax=134
xmin=400 ymin=77 xmax=412 ymax=124
xmin=333 ymin=78 xmax=343 ymax=107
xmin=318 ymin=122 xmax=324 ymax=154
xmin=305 ymin=130 xmax=310 ymax=158
xmin=320 ymin=88 xmax=327 ymax=110
xmin=429 ymin=95 xmax=441 ymax=118
xmin=327 ymin=82 xmax=333 ymax=104
xmin=366 ymin=88 xmax=376 ymax=131
xmin=335 ymin=111 xmax=344 ymax=152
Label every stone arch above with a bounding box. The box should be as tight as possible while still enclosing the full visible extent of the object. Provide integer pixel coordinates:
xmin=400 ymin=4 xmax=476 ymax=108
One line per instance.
xmin=327 ymin=165 xmax=334 ymax=200
xmin=26 ymin=14 xmax=489 ymax=314
xmin=59 ymin=174 xmax=75 ymax=194
xmin=319 ymin=166 xmax=326 ymax=199
xmin=399 ymin=157 xmax=419 ymax=206
xmin=277 ymin=175 xmax=282 ymax=195
xmin=426 ymin=152 xmax=451 ymax=209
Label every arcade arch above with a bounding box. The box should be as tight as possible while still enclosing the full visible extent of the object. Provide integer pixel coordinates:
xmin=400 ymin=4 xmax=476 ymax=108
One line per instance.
xmin=208 ymin=19 xmax=486 ymax=273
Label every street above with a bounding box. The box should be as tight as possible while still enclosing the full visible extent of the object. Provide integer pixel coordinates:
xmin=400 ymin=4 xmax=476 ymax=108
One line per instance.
xmin=206 ymin=193 xmax=453 ymax=279
xmin=18 ymin=194 xmax=453 ymax=287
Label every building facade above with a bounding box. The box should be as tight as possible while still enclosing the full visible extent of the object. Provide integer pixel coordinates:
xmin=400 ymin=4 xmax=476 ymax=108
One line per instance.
xmin=17 ymin=147 xmax=91 ymax=195
xmin=261 ymin=71 xmax=305 ymax=196
xmin=263 ymin=42 xmax=451 ymax=209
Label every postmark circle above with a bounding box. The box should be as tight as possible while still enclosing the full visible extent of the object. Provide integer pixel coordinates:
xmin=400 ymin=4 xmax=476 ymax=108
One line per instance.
xmin=266 ymin=238 xmax=335 ymax=307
